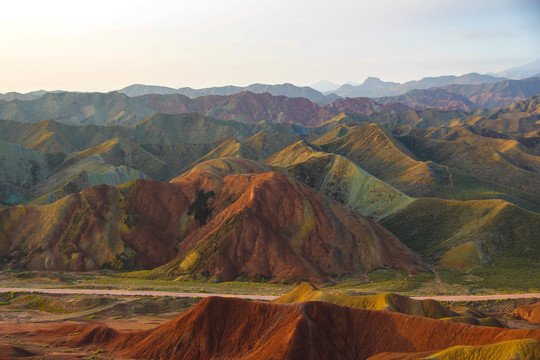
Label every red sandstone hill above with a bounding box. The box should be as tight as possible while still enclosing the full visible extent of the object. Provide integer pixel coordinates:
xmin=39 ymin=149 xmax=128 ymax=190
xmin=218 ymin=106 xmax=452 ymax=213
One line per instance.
xmin=511 ymin=301 xmax=540 ymax=325
xmin=0 ymin=157 xmax=424 ymax=282
xmin=44 ymin=296 xmax=540 ymax=360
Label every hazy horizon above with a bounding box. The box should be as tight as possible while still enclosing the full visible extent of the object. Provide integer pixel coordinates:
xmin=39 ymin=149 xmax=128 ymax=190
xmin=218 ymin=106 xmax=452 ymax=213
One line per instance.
xmin=1 ymin=0 xmax=539 ymax=93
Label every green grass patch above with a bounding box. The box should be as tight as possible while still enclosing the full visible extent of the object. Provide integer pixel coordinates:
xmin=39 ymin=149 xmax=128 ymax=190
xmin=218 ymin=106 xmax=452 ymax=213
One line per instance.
xmin=332 ymin=270 xmax=435 ymax=294
xmin=438 ymin=262 xmax=540 ymax=292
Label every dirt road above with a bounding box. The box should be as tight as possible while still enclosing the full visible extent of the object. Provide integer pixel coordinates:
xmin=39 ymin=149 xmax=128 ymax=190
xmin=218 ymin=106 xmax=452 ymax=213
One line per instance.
xmin=411 ymin=294 xmax=540 ymax=301
xmin=0 ymin=287 xmax=538 ymax=302
xmin=0 ymin=287 xmax=278 ymax=301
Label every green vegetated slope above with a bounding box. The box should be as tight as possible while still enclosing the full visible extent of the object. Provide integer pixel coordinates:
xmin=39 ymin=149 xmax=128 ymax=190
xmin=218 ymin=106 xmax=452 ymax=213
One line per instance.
xmin=316 ymin=123 xmax=539 ymax=207
xmin=380 ymin=197 xmax=540 ymax=281
xmin=30 ymin=159 xmax=148 ymax=205
xmin=0 ymin=138 xmax=149 ymax=206
xmin=318 ymin=123 xmax=474 ymax=198
xmin=427 ymin=339 xmax=540 ymax=360
xmin=274 ymin=283 xmax=455 ymax=319
xmin=398 ymin=129 xmax=540 ymax=199
xmin=67 ymin=137 xmax=191 ymax=181
xmin=0 ymin=113 xmax=312 ymax=153
xmin=0 ymin=92 xmax=155 ymax=125
xmin=181 ymin=137 xmax=261 ymax=172
xmin=0 ymin=178 xmax=31 ymax=207
xmin=0 ymin=140 xmax=51 ymax=187
xmin=373 ymin=339 xmax=540 ymax=360
xmin=266 ymin=141 xmax=413 ymax=220
xmin=0 ymin=114 xmax=312 ymax=205
xmin=274 ymin=283 xmax=504 ymax=327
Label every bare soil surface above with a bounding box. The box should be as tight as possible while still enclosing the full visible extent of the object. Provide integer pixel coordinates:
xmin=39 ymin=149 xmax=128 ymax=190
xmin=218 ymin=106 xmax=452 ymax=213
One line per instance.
xmin=0 ymin=292 xmax=200 ymax=359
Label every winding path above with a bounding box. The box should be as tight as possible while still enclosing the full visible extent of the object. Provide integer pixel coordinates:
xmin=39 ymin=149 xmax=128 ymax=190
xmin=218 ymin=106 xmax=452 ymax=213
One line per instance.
xmin=0 ymin=287 xmax=538 ymax=302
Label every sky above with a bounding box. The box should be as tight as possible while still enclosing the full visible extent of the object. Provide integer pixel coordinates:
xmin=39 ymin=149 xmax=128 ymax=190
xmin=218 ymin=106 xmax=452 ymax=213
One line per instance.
xmin=0 ymin=0 xmax=539 ymax=93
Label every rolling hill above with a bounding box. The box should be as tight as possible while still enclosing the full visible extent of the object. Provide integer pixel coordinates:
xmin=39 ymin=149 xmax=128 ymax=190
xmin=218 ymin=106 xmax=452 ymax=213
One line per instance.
xmin=266 ymin=140 xmax=413 ymax=220
xmin=0 ymin=157 xmax=425 ymax=281
xmin=43 ymin=296 xmax=540 ymax=360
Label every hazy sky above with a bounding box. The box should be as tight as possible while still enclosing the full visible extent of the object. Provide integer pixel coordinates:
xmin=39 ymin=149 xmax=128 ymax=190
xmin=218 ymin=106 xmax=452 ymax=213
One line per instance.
xmin=1 ymin=0 xmax=539 ymax=92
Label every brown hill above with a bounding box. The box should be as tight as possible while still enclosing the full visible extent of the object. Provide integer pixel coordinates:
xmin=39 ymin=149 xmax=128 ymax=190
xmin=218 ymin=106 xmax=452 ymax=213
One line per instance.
xmin=377 ymin=77 xmax=540 ymax=110
xmin=439 ymin=76 xmax=540 ymax=108
xmin=140 ymin=91 xmax=410 ymax=127
xmin=505 ymin=94 xmax=540 ymax=114
xmin=0 ymin=157 xmax=424 ymax=281
xmin=151 ymin=158 xmax=425 ymax=281
xmin=377 ymin=88 xmax=475 ymax=111
xmin=511 ymin=301 xmax=540 ymax=325
xmin=45 ymin=296 xmax=540 ymax=360
xmin=325 ymin=97 xmax=412 ymax=114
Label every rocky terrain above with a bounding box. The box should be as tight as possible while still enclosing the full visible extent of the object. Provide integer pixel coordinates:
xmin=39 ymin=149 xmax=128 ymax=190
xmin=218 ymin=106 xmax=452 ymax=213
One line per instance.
xmin=1 ymin=295 xmax=538 ymax=360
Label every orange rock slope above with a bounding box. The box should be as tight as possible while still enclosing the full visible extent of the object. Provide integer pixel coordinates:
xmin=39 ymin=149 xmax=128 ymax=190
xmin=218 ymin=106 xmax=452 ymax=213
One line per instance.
xmin=0 ymin=157 xmax=425 ymax=282
xmin=511 ymin=301 xmax=540 ymax=325
xmin=43 ymin=297 xmax=540 ymax=360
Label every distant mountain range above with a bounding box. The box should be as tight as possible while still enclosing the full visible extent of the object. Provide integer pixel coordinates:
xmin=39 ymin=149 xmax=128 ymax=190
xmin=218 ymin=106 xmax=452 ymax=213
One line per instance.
xmin=490 ymin=59 xmax=540 ymax=80
xmin=118 ymin=83 xmax=339 ymax=104
xmin=315 ymin=59 xmax=540 ymax=94
xmin=376 ymin=77 xmax=540 ymax=110
xmin=0 ymin=91 xmax=411 ymax=127
xmin=2 ymin=59 xmax=538 ymax=107
xmin=0 ymin=75 xmax=539 ymax=127
xmin=331 ymin=73 xmax=508 ymax=98
xmin=0 ymin=90 xmax=57 ymax=101
xmin=309 ymin=80 xmax=341 ymax=93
